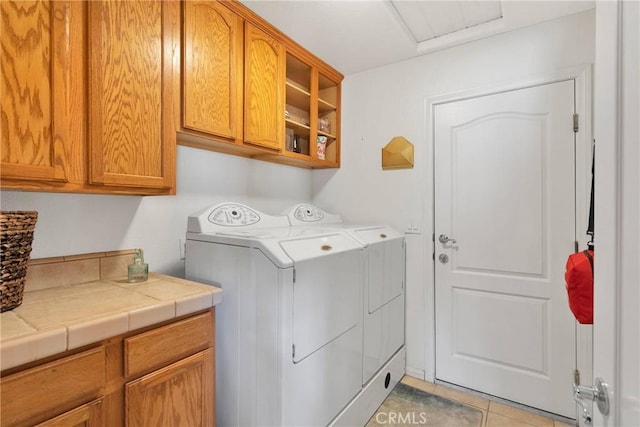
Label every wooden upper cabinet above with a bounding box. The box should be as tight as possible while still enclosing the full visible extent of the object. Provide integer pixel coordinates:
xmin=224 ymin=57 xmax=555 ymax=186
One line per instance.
xmin=183 ymin=0 xmax=243 ymax=141
xmin=243 ymin=22 xmax=285 ymax=151
xmin=87 ymin=0 xmax=178 ymax=190
xmin=178 ymin=1 xmax=342 ymax=169
xmin=0 ymin=0 xmax=83 ymax=183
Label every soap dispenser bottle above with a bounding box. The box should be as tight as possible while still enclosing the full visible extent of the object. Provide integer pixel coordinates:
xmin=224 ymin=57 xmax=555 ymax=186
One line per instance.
xmin=128 ymin=249 xmax=149 ymax=282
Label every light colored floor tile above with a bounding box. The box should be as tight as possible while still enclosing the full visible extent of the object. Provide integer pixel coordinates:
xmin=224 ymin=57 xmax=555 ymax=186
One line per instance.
xmin=489 ymin=401 xmax=554 ymax=427
xmin=401 ymin=376 xmax=437 ymax=394
xmin=487 ymin=412 xmax=538 ymax=427
xmin=433 ymin=384 xmax=490 ymax=411
xmin=554 ymin=421 xmax=576 ymax=427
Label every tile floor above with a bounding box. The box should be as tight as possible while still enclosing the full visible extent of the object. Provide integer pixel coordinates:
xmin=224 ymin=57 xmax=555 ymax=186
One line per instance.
xmin=401 ymin=376 xmax=576 ymax=427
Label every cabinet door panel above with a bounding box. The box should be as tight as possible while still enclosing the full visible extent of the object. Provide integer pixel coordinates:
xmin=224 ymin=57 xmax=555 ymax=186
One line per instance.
xmin=1 ymin=0 xmax=77 ymax=182
xmin=126 ymin=349 xmax=214 ymax=427
xmin=244 ymin=23 xmax=284 ymax=151
xmin=88 ymin=0 xmax=177 ymax=189
xmin=183 ymin=1 xmax=242 ymax=140
xmin=125 ymin=310 xmax=213 ymax=378
xmin=35 ymin=399 xmax=104 ymax=427
xmin=0 ymin=347 xmax=105 ymax=427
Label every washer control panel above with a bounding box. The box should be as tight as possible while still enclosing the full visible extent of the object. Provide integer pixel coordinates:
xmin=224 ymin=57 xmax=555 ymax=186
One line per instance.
xmin=189 ymin=203 xmax=290 ymax=233
xmin=208 ymin=204 xmax=261 ymax=227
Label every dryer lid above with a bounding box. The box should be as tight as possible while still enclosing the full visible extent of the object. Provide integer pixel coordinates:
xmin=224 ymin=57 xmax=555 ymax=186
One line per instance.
xmin=280 ymin=233 xmax=362 ymax=263
xmin=353 ymin=226 xmax=404 ymax=244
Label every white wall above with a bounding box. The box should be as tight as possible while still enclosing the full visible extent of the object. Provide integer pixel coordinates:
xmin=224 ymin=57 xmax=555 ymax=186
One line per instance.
xmin=312 ymin=9 xmax=595 ymax=379
xmin=0 ymin=146 xmax=312 ymax=277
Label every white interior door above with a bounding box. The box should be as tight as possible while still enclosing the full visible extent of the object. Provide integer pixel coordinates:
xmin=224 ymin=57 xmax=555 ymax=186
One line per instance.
xmin=434 ymin=80 xmax=577 ymax=417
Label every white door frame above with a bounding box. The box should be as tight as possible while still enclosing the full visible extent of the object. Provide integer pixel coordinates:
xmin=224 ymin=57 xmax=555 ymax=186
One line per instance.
xmin=592 ymin=1 xmax=639 ymax=425
xmin=592 ymin=1 xmax=618 ymax=424
xmin=423 ymin=65 xmax=593 ymax=397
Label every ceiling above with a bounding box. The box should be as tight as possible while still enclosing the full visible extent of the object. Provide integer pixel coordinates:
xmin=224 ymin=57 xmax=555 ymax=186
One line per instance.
xmin=240 ymin=0 xmax=595 ymax=75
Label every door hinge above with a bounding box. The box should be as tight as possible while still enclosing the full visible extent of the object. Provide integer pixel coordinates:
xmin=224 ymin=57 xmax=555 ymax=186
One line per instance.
xmin=292 ymin=344 xmax=296 ymax=358
xmin=293 ymin=269 xmax=296 ymax=283
xmin=575 ymin=241 xmax=580 ymax=253
xmin=573 ymin=113 xmax=579 ymax=132
xmin=574 ymin=369 xmax=581 ymax=385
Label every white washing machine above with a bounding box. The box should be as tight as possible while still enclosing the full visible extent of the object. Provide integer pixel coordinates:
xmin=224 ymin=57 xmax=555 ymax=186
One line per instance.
xmin=285 ymin=204 xmax=406 ymax=425
xmin=185 ymin=203 xmax=366 ymax=427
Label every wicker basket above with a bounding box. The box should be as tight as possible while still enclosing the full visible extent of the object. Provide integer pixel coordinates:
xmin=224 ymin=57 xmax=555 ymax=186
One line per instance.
xmin=1 ymin=211 xmax=38 ymax=312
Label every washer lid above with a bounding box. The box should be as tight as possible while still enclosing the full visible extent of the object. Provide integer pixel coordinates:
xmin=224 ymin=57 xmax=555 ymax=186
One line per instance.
xmin=187 ymin=221 xmax=363 ymax=268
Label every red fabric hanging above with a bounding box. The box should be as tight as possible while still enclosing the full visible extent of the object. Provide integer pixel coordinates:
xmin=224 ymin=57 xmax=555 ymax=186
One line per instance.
xmin=565 ymin=249 xmax=594 ymax=324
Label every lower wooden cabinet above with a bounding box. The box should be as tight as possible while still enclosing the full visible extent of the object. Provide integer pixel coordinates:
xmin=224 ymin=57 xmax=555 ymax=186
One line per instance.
xmin=0 ymin=309 xmax=215 ymax=427
xmin=126 ymin=349 xmax=214 ymax=427
xmin=0 ymin=347 xmax=105 ymax=426
xmin=35 ymin=399 xmax=104 ymax=427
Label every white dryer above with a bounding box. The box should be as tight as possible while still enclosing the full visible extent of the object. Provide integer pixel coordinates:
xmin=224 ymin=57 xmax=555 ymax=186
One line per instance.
xmin=285 ymin=204 xmax=406 ymax=419
xmin=185 ymin=203 xmax=365 ymax=427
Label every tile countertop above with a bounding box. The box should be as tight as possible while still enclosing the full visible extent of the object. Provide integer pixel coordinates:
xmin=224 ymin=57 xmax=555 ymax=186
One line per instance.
xmin=0 ymin=273 xmax=222 ymax=371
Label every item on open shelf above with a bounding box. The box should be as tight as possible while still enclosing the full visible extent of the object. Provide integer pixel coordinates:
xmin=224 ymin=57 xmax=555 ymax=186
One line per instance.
xmin=1 ymin=211 xmax=38 ymax=312
xmin=317 ymin=136 xmax=328 ymax=160
xmin=285 ymin=104 xmax=310 ymax=127
xmin=293 ymin=135 xmax=309 ymax=155
xmin=286 ymin=128 xmax=295 ymax=152
xmin=318 ymin=117 xmax=331 ymax=133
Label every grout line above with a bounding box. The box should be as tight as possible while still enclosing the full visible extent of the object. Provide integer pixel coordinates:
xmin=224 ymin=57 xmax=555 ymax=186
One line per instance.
xmin=481 ymin=409 xmax=489 ymax=427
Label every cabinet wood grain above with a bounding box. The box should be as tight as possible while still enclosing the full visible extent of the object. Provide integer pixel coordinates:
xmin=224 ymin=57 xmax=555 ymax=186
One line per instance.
xmin=34 ymin=399 xmax=104 ymax=427
xmin=1 ymin=0 xmax=178 ymax=194
xmin=179 ymin=0 xmax=342 ymax=169
xmin=125 ymin=310 xmax=213 ymax=378
xmin=243 ymin=22 xmax=285 ymax=151
xmin=0 ymin=347 xmax=105 ymax=427
xmin=126 ymin=349 xmax=214 ymax=427
xmin=0 ymin=0 xmax=83 ymax=183
xmin=88 ymin=0 xmax=178 ymax=190
xmin=183 ymin=0 xmax=243 ymax=140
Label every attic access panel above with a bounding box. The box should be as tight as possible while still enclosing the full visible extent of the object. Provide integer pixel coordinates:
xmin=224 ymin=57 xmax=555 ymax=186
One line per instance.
xmin=390 ymin=0 xmax=503 ymax=43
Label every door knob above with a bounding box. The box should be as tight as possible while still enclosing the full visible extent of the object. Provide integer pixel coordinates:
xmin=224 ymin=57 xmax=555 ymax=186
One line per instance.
xmin=438 ymin=234 xmax=456 ymax=244
xmin=573 ymin=377 xmax=610 ymax=425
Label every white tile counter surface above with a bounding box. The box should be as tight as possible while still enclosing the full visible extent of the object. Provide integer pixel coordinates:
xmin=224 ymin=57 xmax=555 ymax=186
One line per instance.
xmin=0 ymin=273 xmax=222 ymax=371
